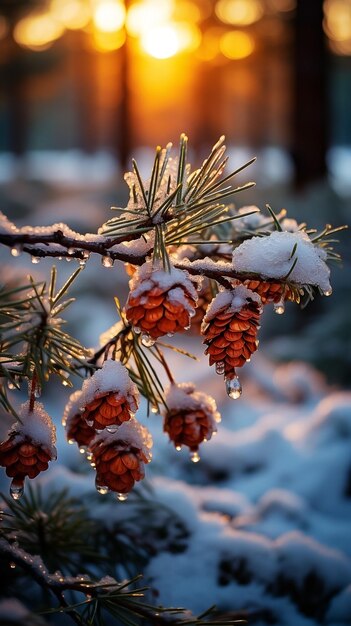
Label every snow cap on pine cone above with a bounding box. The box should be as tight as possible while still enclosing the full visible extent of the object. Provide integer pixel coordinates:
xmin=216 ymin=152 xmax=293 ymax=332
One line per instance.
xmin=125 ymin=260 xmax=199 ymax=343
xmin=91 ymin=419 xmax=153 ymax=496
xmin=162 ymin=382 xmax=221 ymax=457
xmin=232 ymin=230 xmax=331 ymax=294
xmin=79 ymin=359 xmax=139 ymax=430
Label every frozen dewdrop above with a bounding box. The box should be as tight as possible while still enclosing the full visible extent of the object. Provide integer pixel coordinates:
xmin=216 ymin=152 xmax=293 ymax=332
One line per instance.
xmin=106 ymin=424 xmax=119 ymax=433
xmin=215 ymin=361 xmax=225 ymax=375
xmin=274 ymin=298 xmax=285 ymax=315
xmin=10 ymin=478 xmax=24 ymax=500
xmin=10 ymin=562 xmax=16 ymax=569
xmin=141 ymin=333 xmax=155 ymax=347
xmin=31 ymin=256 xmax=40 ymax=264
xmin=102 ymin=255 xmax=114 ymax=268
xmin=95 ymin=482 xmax=109 ymax=495
xmin=11 ymin=245 xmax=22 ymax=257
xmin=68 ymin=438 xmax=75 ymax=445
xmin=117 ymin=492 xmax=128 ymax=501
xmin=7 ymin=381 xmax=16 ymax=390
xmin=324 ymin=288 xmax=333 ymax=296
xmin=86 ymin=451 xmax=93 ymax=461
xmin=225 ymin=375 xmax=242 ymax=400
xmin=175 ymin=445 xmax=182 ymax=451
xmin=190 ymin=451 xmax=200 ymax=463
xmin=151 ymin=405 xmax=158 ymax=414
xmin=79 ymin=446 xmax=87 ymax=454
xmin=34 ymin=387 xmax=41 ymax=398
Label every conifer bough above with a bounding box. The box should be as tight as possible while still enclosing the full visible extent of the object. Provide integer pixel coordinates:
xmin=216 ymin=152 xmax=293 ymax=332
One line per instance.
xmin=0 ymin=134 xmax=344 ymax=501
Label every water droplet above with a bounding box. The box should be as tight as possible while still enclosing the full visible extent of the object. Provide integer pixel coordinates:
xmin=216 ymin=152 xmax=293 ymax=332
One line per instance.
xmin=225 ymin=375 xmax=242 ymax=400
xmin=117 ymin=492 xmax=128 ymax=501
xmin=151 ymin=405 xmax=158 ymax=414
xmin=274 ymin=299 xmax=285 ymax=315
xmin=86 ymin=451 xmax=93 ymax=461
xmin=82 ymin=250 xmax=90 ymax=259
xmin=11 ymin=245 xmax=22 ymax=257
xmin=141 ymin=333 xmax=155 ymax=347
xmin=189 ymin=309 xmax=196 ymax=318
xmin=7 ymin=381 xmax=16 ymax=390
xmin=167 ymin=332 xmax=174 ymax=338
xmin=10 ymin=479 xmax=24 ymax=500
xmin=62 ymin=379 xmax=70 ymax=387
xmin=79 ymin=258 xmax=86 ymax=267
xmin=66 ymin=256 xmax=72 ymax=262
xmin=175 ymin=445 xmax=182 ymax=451
xmin=215 ymin=361 xmax=225 ymax=375
xmin=106 ymin=424 xmax=119 ymax=433
xmin=58 ymin=256 xmax=63 ymax=261
xmin=34 ymin=387 xmax=41 ymax=398
xmin=31 ymin=256 xmax=40 ymax=264
xmin=190 ymin=451 xmax=200 ymax=463
xmin=102 ymin=255 xmax=114 ymax=268
xmin=255 ymin=339 xmax=260 ymax=348
xmin=79 ymin=446 xmax=87 ymax=454
xmin=184 ymin=324 xmax=191 ymax=331
xmin=95 ymin=479 xmax=109 ymax=495
xmin=68 ymin=247 xmax=75 ymax=255
xmin=10 ymin=562 xmax=16 ymax=569
xmin=323 ymin=288 xmax=332 ymax=296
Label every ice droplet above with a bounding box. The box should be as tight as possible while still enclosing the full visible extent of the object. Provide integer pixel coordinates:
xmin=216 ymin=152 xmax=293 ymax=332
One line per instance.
xmin=134 ymin=326 xmax=141 ymax=335
xmin=141 ymin=333 xmax=155 ymax=347
xmin=10 ymin=562 xmax=16 ymax=569
xmin=106 ymin=424 xmax=119 ymax=433
xmin=68 ymin=247 xmax=75 ymax=255
xmin=79 ymin=258 xmax=86 ymax=267
xmin=34 ymin=387 xmax=41 ymax=398
xmin=7 ymin=381 xmax=16 ymax=390
xmin=215 ymin=361 xmax=225 ymax=375
xmin=274 ymin=299 xmax=285 ymax=315
xmin=190 ymin=451 xmax=200 ymax=463
xmin=31 ymin=256 xmax=40 ymax=264
xmin=102 ymin=255 xmax=114 ymax=268
xmin=225 ymin=375 xmax=242 ymax=400
xmin=10 ymin=479 xmax=24 ymax=500
xmin=95 ymin=479 xmax=109 ymax=495
xmin=86 ymin=451 xmax=93 ymax=461
xmin=184 ymin=324 xmax=191 ymax=331
xmin=175 ymin=445 xmax=182 ymax=451
xmin=189 ymin=309 xmax=196 ymax=318
xmin=11 ymin=245 xmax=22 ymax=257
xmin=68 ymin=439 xmax=75 ymax=445
xmin=117 ymin=492 xmax=128 ymax=501
xmin=79 ymin=446 xmax=87 ymax=454
xmin=151 ymin=405 xmax=158 ymax=414
xmin=167 ymin=332 xmax=174 ymax=338
xmin=323 ymin=288 xmax=333 ymax=296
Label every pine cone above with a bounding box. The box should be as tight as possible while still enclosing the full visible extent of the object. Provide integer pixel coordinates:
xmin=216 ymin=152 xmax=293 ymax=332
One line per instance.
xmin=125 ymin=261 xmax=198 ymax=342
xmin=79 ymin=360 xmax=139 ymax=431
xmin=63 ymin=390 xmax=96 ymax=449
xmin=162 ymin=383 xmax=220 ymax=458
xmin=243 ymin=280 xmax=292 ymax=305
xmin=202 ymin=286 xmax=262 ymax=380
xmin=0 ymin=402 xmax=56 ymax=499
xmin=91 ymin=420 xmax=152 ymax=496
xmin=190 ymin=279 xmax=213 ymax=332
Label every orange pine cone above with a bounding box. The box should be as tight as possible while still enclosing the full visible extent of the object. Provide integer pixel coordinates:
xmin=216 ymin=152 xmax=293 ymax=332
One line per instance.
xmin=190 ymin=279 xmax=213 ymax=332
xmin=0 ymin=402 xmax=56 ymax=499
xmin=65 ymin=412 xmax=96 ymax=448
xmin=162 ymin=383 xmax=220 ymax=458
xmin=125 ymin=261 xmax=198 ymax=342
xmin=91 ymin=420 xmax=152 ymax=496
xmin=82 ymin=391 xmax=136 ymax=430
xmin=243 ymin=280 xmax=292 ymax=305
xmin=79 ymin=360 xmax=139 ymax=431
xmin=202 ymin=286 xmax=262 ymax=380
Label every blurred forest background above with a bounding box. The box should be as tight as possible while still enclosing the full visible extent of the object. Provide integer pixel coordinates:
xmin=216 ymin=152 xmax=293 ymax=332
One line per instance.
xmin=0 ymin=0 xmax=350 ymax=383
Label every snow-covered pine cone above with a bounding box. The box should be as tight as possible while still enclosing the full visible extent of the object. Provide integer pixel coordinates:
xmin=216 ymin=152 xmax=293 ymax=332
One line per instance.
xmin=63 ymin=390 xmax=96 ymax=450
xmin=202 ymin=285 xmax=262 ymax=380
xmin=0 ymin=402 xmax=56 ymax=499
xmin=91 ymin=420 xmax=152 ymax=497
xmin=162 ymin=383 xmax=221 ymax=459
xmin=243 ymin=279 xmax=292 ymax=305
xmin=79 ymin=360 xmax=139 ymax=431
xmin=125 ymin=261 xmax=198 ymax=343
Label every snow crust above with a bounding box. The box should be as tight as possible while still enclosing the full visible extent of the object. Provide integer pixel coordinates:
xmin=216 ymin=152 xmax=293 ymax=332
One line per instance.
xmin=9 ymin=402 xmax=56 ymax=457
xmin=129 ymin=260 xmax=198 ymax=301
xmin=232 ymin=230 xmax=331 ymax=292
xmin=80 ymin=359 xmax=139 ymax=409
xmin=204 ymin=285 xmax=261 ymax=322
xmin=92 ymin=418 xmax=153 ymax=460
